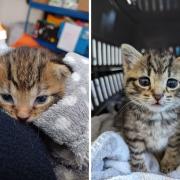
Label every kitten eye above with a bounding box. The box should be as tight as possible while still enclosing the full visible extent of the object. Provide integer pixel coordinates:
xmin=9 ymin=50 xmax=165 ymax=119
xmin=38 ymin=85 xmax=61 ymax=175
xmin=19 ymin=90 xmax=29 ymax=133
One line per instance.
xmin=167 ymin=78 xmax=178 ymax=89
xmin=1 ymin=94 xmax=13 ymax=103
xmin=35 ymin=95 xmax=48 ymax=104
xmin=139 ymin=76 xmax=150 ymax=87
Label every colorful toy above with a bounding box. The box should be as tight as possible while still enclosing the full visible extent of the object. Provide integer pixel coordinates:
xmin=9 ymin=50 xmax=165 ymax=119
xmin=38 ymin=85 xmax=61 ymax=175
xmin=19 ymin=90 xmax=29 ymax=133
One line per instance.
xmin=33 ymin=20 xmax=59 ymax=43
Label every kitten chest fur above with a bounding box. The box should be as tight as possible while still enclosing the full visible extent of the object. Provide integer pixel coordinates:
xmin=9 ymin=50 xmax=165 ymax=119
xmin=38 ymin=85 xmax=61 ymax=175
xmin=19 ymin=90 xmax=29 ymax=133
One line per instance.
xmin=124 ymin=108 xmax=178 ymax=152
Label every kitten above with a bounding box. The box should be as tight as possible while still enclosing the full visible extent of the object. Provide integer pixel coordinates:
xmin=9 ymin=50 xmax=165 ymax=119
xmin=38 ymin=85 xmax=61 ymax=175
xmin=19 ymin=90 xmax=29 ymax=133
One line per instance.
xmin=0 ymin=47 xmax=71 ymax=122
xmin=117 ymin=44 xmax=180 ymax=173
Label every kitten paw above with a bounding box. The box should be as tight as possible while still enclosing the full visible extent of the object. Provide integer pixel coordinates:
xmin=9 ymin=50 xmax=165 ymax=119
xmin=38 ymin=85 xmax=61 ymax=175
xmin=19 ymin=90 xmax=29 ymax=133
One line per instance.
xmin=131 ymin=163 xmax=148 ymax=172
xmin=160 ymin=160 xmax=177 ymax=174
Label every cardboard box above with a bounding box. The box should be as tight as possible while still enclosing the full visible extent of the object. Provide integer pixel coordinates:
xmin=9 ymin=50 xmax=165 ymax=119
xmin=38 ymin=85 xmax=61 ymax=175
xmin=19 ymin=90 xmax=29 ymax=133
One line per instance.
xmin=78 ymin=0 xmax=89 ymax=12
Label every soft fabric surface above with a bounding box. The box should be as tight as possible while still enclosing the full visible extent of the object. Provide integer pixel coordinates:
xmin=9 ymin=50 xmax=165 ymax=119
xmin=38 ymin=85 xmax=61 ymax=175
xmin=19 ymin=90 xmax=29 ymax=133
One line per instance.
xmin=0 ymin=111 xmax=56 ymax=180
xmin=91 ymin=130 xmax=180 ymax=180
xmin=33 ymin=52 xmax=89 ymax=180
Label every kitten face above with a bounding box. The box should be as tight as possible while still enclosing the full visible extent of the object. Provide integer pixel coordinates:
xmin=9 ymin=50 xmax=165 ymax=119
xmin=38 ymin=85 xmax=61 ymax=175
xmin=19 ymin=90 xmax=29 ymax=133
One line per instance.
xmin=122 ymin=44 xmax=180 ymax=112
xmin=0 ymin=47 xmax=71 ymax=122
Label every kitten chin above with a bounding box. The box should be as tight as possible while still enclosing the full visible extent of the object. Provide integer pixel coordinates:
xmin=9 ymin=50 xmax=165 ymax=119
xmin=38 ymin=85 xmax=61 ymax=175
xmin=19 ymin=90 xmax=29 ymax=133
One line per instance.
xmin=0 ymin=47 xmax=71 ymax=122
xmin=144 ymin=104 xmax=172 ymax=113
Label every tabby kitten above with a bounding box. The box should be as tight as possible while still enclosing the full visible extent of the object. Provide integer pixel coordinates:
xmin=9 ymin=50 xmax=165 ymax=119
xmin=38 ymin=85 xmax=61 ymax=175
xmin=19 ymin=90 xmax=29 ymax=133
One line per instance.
xmin=119 ymin=44 xmax=180 ymax=173
xmin=0 ymin=47 xmax=71 ymax=122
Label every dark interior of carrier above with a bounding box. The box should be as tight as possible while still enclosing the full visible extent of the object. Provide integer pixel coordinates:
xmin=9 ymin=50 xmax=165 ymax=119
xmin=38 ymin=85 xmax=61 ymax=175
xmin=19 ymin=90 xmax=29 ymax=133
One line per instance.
xmin=91 ymin=0 xmax=180 ymax=116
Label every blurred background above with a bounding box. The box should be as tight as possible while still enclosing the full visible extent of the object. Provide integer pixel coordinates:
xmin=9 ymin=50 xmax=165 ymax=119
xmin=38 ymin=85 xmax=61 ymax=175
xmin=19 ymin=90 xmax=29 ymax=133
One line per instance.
xmin=0 ymin=0 xmax=89 ymax=57
xmin=92 ymin=0 xmax=180 ymax=50
xmin=91 ymin=0 xmax=180 ymax=115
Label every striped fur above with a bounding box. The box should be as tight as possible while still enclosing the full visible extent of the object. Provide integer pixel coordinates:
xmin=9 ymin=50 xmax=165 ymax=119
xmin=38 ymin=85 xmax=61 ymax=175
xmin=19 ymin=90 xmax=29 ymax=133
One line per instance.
xmin=0 ymin=47 xmax=71 ymax=122
xmin=117 ymin=44 xmax=180 ymax=173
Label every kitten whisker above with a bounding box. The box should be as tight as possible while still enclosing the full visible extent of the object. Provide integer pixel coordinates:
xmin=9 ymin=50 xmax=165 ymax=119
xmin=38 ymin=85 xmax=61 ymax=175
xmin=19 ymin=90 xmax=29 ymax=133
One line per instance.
xmin=118 ymin=100 xmax=134 ymax=114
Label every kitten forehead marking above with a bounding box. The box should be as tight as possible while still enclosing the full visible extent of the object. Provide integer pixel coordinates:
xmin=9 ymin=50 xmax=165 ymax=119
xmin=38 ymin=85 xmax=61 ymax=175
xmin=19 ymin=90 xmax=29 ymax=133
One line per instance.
xmin=4 ymin=47 xmax=49 ymax=90
xmin=146 ymin=53 xmax=174 ymax=77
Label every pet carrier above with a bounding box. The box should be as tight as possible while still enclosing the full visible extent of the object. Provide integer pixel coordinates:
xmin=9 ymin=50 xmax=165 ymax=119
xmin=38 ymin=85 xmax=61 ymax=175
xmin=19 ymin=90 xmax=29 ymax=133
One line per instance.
xmin=92 ymin=0 xmax=180 ymax=116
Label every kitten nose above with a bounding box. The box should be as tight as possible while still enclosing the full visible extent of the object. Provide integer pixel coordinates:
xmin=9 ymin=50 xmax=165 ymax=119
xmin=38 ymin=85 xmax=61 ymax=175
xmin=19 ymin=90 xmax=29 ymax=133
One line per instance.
xmin=153 ymin=94 xmax=164 ymax=101
xmin=17 ymin=108 xmax=30 ymax=121
xmin=17 ymin=117 xmax=29 ymax=121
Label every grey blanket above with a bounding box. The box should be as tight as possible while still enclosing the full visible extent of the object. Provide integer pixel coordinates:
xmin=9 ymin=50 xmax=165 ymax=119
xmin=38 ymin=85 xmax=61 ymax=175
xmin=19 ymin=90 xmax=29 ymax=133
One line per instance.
xmin=33 ymin=52 xmax=89 ymax=180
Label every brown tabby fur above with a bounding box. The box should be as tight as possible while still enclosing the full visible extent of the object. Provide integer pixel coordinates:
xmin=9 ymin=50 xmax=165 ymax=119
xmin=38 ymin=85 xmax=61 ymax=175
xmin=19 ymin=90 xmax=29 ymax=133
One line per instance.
xmin=116 ymin=44 xmax=180 ymax=173
xmin=0 ymin=47 xmax=71 ymax=122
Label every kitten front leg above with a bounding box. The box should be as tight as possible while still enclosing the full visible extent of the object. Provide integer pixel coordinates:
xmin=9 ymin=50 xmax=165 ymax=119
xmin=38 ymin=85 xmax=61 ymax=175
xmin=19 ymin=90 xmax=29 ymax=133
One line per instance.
xmin=160 ymin=147 xmax=179 ymax=173
xmin=160 ymin=135 xmax=180 ymax=173
xmin=126 ymin=136 xmax=147 ymax=172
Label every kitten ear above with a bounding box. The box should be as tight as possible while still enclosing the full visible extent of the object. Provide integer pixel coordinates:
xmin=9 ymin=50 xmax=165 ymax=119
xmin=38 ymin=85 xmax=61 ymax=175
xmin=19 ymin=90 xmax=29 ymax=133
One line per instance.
xmin=48 ymin=62 xmax=71 ymax=80
xmin=121 ymin=44 xmax=142 ymax=69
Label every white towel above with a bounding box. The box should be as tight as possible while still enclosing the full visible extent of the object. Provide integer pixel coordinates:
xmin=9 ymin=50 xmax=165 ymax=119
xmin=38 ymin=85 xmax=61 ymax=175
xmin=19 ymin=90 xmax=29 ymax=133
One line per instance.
xmin=92 ymin=131 xmax=180 ymax=180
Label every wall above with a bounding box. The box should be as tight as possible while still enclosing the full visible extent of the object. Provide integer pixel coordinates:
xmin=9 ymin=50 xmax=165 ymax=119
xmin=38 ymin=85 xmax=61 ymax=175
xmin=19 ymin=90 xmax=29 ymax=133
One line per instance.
xmin=0 ymin=0 xmax=43 ymax=26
